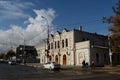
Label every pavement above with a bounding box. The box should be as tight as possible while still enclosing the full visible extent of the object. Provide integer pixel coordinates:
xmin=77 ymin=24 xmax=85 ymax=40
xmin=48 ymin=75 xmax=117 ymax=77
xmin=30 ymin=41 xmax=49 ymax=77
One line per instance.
xmin=24 ymin=63 xmax=120 ymax=74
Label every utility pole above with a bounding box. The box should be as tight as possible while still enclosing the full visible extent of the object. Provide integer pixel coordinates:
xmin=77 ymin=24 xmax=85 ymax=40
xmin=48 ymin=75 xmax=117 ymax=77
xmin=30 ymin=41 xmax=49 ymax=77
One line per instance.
xmin=108 ymin=35 xmax=112 ymax=66
xmin=23 ymin=39 xmax=25 ymax=64
xmin=41 ymin=16 xmax=49 ymax=62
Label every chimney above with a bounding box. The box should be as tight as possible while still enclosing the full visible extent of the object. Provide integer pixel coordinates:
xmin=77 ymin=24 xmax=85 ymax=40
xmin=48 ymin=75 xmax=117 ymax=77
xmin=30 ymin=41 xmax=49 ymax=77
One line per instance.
xmin=79 ymin=26 xmax=82 ymax=31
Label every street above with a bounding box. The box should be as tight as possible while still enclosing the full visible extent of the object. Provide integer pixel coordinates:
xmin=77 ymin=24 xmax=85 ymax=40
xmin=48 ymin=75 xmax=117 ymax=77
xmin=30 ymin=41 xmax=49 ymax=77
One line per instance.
xmin=0 ymin=63 xmax=120 ymax=80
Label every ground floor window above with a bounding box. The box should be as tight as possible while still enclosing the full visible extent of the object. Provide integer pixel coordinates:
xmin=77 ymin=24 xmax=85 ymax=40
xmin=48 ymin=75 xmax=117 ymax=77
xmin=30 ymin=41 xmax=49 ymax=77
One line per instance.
xmin=96 ymin=53 xmax=99 ymax=63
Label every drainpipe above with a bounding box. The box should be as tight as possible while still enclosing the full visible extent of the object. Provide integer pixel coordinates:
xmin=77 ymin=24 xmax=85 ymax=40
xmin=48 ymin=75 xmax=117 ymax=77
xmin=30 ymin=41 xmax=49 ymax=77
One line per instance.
xmin=73 ymin=30 xmax=76 ymax=66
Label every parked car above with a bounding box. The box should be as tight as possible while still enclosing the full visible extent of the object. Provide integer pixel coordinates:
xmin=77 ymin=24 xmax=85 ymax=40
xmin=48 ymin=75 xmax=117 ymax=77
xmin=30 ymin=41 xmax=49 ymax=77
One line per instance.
xmin=8 ymin=60 xmax=17 ymax=65
xmin=16 ymin=59 xmax=22 ymax=64
xmin=43 ymin=62 xmax=61 ymax=70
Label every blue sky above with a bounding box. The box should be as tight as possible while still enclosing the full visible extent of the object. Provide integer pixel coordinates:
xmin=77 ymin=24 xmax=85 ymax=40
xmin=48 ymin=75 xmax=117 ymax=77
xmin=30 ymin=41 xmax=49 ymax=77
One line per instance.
xmin=0 ymin=0 xmax=117 ymax=52
xmin=0 ymin=0 xmax=116 ymax=33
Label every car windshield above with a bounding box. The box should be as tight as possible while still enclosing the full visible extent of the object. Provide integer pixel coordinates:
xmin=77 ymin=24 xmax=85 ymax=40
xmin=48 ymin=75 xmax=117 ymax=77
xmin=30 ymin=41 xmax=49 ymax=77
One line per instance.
xmin=52 ymin=62 xmax=57 ymax=64
xmin=45 ymin=62 xmax=58 ymax=64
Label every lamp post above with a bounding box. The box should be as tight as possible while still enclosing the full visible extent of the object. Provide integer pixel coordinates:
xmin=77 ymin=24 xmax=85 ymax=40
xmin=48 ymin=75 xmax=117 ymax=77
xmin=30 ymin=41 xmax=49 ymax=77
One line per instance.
xmin=41 ymin=16 xmax=49 ymax=62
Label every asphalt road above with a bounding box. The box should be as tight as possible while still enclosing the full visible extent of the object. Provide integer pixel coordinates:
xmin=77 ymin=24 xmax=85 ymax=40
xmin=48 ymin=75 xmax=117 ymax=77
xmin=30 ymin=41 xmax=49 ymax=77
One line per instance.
xmin=0 ymin=63 xmax=120 ymax=80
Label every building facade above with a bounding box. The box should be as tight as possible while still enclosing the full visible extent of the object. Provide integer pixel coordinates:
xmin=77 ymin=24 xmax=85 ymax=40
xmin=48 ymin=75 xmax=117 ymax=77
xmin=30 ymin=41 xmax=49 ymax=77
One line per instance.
xmin=37 ymin=28 xmax=110 ymax=66
xmin=16 ymin=45 xmax=38 ymax=63
xmin=35 ymin=43 xmax=46 ymax=64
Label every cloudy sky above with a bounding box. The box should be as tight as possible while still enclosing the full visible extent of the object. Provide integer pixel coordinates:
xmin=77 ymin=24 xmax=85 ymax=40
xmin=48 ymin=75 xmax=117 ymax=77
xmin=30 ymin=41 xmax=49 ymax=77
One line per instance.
xmin=0 ymin=0 xmax=117 ymax=52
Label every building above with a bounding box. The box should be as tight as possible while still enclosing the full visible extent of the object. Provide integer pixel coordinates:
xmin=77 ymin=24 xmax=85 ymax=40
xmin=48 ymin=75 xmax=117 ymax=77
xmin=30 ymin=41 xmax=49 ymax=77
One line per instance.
xmin=37 ymin=28 xmax=110 ymax=66
xmin=16 ymin=45 xmax=38 ymax=63
xmin=35 ymin=43 xmax=46 ymax=64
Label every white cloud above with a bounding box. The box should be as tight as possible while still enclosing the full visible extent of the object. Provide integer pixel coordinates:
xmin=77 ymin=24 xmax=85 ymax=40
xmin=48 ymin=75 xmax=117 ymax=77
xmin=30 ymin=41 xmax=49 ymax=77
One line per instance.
xmin=0 ymin=8 xmax=57 ymax=53
xmin=0 ymin=1 xmax=34 ymax=19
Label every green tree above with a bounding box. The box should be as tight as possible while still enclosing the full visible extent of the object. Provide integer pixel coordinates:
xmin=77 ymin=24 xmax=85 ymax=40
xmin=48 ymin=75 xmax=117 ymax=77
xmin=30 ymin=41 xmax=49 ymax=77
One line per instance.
xmin=7 ymin=49 xmax=16 ymax=60
xmin=103 ymin=0 xmax=120 ymax=53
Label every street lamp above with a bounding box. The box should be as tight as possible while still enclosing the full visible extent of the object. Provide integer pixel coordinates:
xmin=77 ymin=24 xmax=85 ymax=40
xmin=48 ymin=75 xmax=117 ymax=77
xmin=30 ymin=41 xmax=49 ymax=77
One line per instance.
xmin=41 ymin=16 xmax=49 ymax=48
xmin=41 ymin=16 xmax=49 ymax=62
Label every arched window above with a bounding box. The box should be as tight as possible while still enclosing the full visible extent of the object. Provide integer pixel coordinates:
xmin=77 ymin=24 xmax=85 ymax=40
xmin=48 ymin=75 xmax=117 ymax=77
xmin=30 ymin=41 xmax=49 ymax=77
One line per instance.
xmin=65 ymin=39 xmax=68 ymax=47
xmin=55 ymin=41 xmax=56 ymax=49
xmin=58 ymin=41 xmax=60 ymax=48
xmin=51 ymin=43 xmax=53 ymax=49
xmin=62 ymin=40 xmax=64 ymax=48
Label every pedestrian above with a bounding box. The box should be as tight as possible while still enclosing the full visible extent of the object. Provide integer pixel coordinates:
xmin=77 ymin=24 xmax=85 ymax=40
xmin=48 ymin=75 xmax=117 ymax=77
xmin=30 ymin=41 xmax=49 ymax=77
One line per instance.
xmin=85 ymin=62 xmax=88 ymax=68
xmin=91 ymin=61 xmax=95 ymax=69
xmin=82 ymin=60 xmax=86 ymax=68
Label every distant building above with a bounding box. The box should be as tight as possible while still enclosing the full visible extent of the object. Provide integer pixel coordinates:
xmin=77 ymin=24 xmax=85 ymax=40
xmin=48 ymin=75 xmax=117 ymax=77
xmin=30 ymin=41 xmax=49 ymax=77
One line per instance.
xmin=16 ymin=45 xmax=38 ymax=63
xmin=37 ymin=28 xmax=110 ymax=66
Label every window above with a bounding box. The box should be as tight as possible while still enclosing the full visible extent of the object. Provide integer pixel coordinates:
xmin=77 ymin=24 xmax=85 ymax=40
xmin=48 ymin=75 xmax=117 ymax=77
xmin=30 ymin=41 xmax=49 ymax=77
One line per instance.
xmin=65 ymin=39 xmax=68 ymax=47
xmin=96 ymin=53 xmax=99 ymax=63
xmin=82 ymin=38 xmax=85 ymax=41
xmin=58 ymin=41 xmax=60 ymax=48
xmin=104 ymin=53 xmax=107 ymax=62
xmin=51 ymin=43 xmax=53 ymax=49
xmin=62 ymin=40 xmax=64 ymax=48
xmin=55 ymin=42 xmax=56 ymax=49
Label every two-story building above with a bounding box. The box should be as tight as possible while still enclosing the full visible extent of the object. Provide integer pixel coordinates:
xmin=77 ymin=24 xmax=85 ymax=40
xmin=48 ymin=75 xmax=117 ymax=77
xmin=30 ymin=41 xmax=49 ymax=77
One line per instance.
xmin=37 ymin=28 xmax=110 ymax=66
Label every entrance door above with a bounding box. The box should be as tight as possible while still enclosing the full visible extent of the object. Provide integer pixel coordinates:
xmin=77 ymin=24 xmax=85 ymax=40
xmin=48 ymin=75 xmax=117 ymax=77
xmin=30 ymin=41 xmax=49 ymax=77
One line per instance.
xmin=55 ymin=55 xmax=58 ymax=63
xmin=63 ymin=55 xmax=67 ymax=65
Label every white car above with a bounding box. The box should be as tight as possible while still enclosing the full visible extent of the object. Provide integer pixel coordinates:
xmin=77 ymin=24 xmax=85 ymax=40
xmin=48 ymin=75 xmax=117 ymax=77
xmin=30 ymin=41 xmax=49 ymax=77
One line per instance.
xmin=43 ymin=62 xmax=61 ymax=70
xmin=8 ymin=61 xmax=17 ymax=65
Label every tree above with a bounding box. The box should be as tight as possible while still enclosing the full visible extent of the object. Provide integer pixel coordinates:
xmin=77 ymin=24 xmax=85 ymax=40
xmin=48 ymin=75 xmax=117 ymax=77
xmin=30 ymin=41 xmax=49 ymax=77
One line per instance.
xmin=0 ymin=53 xmax=9 ymax=60
xmin=7 ymin=49 xmax=16 ymax=60
xmin=103 ymin=0 xmax=120 ymax=53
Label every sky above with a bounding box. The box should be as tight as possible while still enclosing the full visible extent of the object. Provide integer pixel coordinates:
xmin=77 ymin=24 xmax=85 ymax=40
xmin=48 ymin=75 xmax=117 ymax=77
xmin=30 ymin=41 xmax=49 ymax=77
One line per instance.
xmin=0 ymin=0 xmax=117 ymax=53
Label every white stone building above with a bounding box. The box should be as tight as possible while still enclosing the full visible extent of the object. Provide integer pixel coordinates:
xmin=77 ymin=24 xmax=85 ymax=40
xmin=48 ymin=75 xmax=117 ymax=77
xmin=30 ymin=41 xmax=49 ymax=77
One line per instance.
xmin=35 ymin=43 xmax=46 ymax=64
xmin=36 ymin=28 xmax=110 ymax=66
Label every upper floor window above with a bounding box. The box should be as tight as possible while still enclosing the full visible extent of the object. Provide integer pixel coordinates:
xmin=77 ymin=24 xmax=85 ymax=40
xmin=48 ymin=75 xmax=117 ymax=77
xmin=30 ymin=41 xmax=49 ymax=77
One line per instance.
xmin=55 ymin=41 xmax=56 ymax=49
xmin=51 ymin=43 xmax=53 ymax=49
xmin=58 ymin=41 xmax=60 ymax=48
xmin=62 ymin=40 xmax=64 ymax=48
xmin=65 ymin=39 xmax=68 ymax=47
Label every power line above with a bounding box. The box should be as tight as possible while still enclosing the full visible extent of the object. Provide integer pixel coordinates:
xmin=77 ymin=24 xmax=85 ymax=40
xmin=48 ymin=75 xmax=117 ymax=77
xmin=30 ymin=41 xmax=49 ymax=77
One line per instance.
xmin=54 ymin=19 xmax=101 ymax=28
xmin=47 ymin=19 xmax=110 ymax=33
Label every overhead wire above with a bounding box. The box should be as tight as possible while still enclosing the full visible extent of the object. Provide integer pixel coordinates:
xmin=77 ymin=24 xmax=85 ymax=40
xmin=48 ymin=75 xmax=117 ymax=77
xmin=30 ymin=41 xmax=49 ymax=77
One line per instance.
xmin=48 ymin=18 xmax=110 ymax=33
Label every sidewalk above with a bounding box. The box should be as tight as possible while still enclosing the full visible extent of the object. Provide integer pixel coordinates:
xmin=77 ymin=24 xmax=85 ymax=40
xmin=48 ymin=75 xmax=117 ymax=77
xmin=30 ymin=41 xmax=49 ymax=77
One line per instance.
xmin=71 ymin=65 xmax=120 ymax=74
